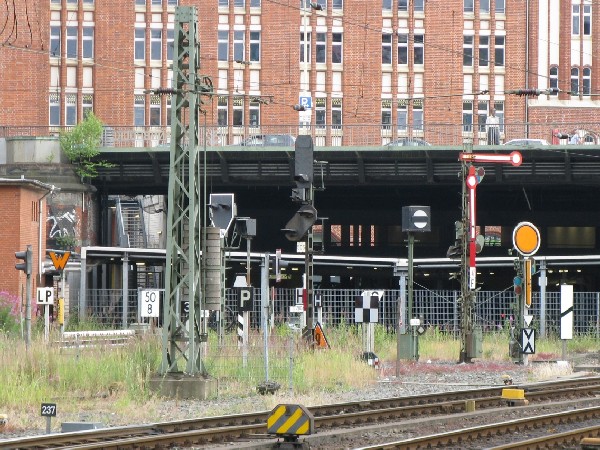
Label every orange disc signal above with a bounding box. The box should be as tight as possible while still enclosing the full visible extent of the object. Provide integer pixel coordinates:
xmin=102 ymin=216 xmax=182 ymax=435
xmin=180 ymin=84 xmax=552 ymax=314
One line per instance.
xmin=512 ymin=222 xmax=540 ymax=257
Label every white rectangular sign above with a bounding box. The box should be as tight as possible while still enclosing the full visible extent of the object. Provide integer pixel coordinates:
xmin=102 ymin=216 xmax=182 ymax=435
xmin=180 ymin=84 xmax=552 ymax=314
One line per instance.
xmin=560 ymin=284 xmax=573 ymax=340
xmin=140 ymin=289 xmax=160 ymax=318
xmin=37 ymin=287 xmax=54 ymax=305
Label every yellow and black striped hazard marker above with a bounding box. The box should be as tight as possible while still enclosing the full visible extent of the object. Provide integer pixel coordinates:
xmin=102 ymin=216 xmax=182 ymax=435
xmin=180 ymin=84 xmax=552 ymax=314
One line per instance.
xmin=267 ymin=404 xmax=314 ymax=437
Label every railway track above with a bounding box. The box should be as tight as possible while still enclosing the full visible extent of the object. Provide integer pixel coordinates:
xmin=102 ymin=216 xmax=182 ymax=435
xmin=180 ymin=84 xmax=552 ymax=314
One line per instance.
xmin=2 ymin=376 xmax=600 ymax=449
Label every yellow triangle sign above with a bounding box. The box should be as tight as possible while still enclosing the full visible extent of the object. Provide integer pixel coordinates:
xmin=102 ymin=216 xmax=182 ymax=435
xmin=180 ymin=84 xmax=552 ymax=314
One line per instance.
xmin=313 ymin=322 xmax=330 ymax=349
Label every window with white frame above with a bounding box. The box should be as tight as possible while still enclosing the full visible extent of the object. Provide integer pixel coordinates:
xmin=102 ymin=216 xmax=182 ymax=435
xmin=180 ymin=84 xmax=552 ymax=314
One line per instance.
xmin=583 ymin=67 xmax=591 ymax=95
xmin=234 ymin=0 xmax=244 ymax=7
xmin=219 ymin=0 xmax=228 ymax=7
xmin=66 ymin=26 xmax=77 ymax=58
xmin=233 ymin=30 xmax=244 ymax=62
xmin=494 ymin=101 xmax=504 ymax=132
xmin=397 ymin=100 xmax=407 ymax=132
xmin=152 ymin=0 xmax=162 ymax=5
xmin=332 ymin=33 xmax=342 ymax=64
xmin=218 ymin=30 xmax=228 ymax=61
xmin=300 ymin=32 xmax=311 ymax=63
xmin=316 ymin=33 xmax=326 ymax=63
xmin=477 ymin=100 xmax=487 ymax=132
xmin=398 ymin=33 xmax=408 ymax=64
xmin=82 ymin=27 xmax=94 ymax=59
xmin=413 ymin=34 xmax=424 ymax=65
xmin=50 ymin=93 xmax=60 ymax=126
xmin=382 ymin=33 xmax=392 ymax=64
xmin=233 ymin=96 xmax=243 ymax=126
xmin=82 ymin=94 xmax=93 ymax=118
xmin=480 ymin=0 xmax=489 ymax=14
xmin=332 ymin=98 xmax=342 ymax=128
xmin=463 ymin=35 xmax=473 ymax=66
xmin=168 ymin=0 xmax=178 ymax=5
xmin=413 ymin=99 xmax=423 ymax=131
xmin=464 ymin=0 xmax=473 ymax=13
xmin=332 ymin=0 xmax=342 ymax=10
xmin=315 ymin=0 xmax=326 ymax=10
xmin=584 ymin=4 xmax=591 ymax=35
xmin=414 ymin=0 xmax=424 ymax=12
xmin=135 ymin=28 xmax=145 ymax=60
xmin=251 ymin=0 xmax=261 ymax=7
xmin=83 ymin=0 xmax=94 ymax=4
xmin=134 ymin=95 xmax=145 ymax=126
xmin=50 ymin=26 xmax=61 ymax=57
xmin=136 ymin=0 xmax=145 ymax=5
xmin=494 ymin=35 xmax=504 ymax=66
xmin=65 ymin=94 xmax=77 ymax=125
xmin=167 ymin=29 xmax=174 ymax=60
xmin=166 ymin=96 xmax=172 ymax=126
xmin=315 ymin=97 xmax=326 ymax=129
xmin=571 ymin=67 xmax=579 ymax=94
xmin=249 ymin=99 xmax=260 ymax=126
xmin=381 ymin=99 xmax=391 ymax=129
xmin=150 ymin=95 xmax=161 ymax=125
xmin=218 ymin=96 xmax=228 ymax=126
xmin=573 ymin=5 xmax=580 ymax=35
xmin=479 ymin=35 xmax=489 ymax=66
xmin=495 ymin=0 xmax=505 ymax=14
xmin=398 ymin=0 xmax=407 ymax=12
xmin=549 ymin=66 xmax=559 ymax=94
xmin=382 ymin=0 xmax=392 ymax=11
xmin=462 ymin=101 xmax=473 ymax=132
xmin=249 ymin=31 xmax=260 ymax=62
xmin=150 ymin=29 xmax=162 ymax=61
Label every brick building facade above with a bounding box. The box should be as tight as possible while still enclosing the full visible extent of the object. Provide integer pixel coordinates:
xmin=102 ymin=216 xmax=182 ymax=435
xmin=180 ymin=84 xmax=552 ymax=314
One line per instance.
xmin=0 ymin=1 xmax=598 ymax=144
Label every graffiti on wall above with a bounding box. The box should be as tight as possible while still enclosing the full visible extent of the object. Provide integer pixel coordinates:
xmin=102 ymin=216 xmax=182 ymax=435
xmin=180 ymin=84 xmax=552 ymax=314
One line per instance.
xmin=47 ymin=207 xmax=79 ymax=239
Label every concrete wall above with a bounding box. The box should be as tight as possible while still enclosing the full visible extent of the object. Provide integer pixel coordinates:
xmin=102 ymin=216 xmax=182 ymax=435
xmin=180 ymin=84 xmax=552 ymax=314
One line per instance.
xmin=6 ymin=137 xmax=69 ymax=164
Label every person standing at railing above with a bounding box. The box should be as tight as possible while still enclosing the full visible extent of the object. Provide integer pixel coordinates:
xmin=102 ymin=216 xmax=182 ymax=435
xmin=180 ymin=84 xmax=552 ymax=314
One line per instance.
xmin=486 ymin=108 xmax=500 ymax=145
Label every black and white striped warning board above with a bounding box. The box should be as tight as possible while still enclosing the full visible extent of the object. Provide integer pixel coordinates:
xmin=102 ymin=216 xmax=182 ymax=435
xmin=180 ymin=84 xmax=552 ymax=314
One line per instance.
xmin=354 ymin=290 xmax=383 ymax=323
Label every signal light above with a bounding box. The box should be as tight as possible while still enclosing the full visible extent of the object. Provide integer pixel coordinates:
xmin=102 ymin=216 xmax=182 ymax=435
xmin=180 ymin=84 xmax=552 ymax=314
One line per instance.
xmin=513 ymin=276 xmax=522 ymax=295
xmin=15 ymin=246 xmax=32 ymax=275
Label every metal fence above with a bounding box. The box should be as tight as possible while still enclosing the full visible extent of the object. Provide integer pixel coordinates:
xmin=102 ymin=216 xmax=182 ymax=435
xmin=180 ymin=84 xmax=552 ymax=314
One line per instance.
xmin=77 ymin=288 xmax=600 ymax=337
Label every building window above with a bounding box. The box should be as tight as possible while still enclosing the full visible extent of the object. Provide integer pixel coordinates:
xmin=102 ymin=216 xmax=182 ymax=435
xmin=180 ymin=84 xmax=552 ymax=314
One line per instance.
xmin=381 ymin=99 xmax=391 ymax=129
xmin=168 ymin=0 xmax=179 ymax=5
xmin=583 ymin=67 xmax=591 ymax=96
xmin=573 ymin=5 xmax=580 ymax=35
xmin=82 ymin=94 xmax=93 ymax=118
xmin=571 ymin=67 xmax=579 ymax=95
xmin=65 ymin=94 xmax=77 ymax=126
xmin=315 ymin=97 xmax=326 ymax=129
xmin=464 ymin=0 xmax=474 ymax=13
xmin=136 ymin=0 xmax=146 ymax=5
xmin=382 ymin=0 xmax=392 ymax=11
xmin=332 ymin=33 xmax=342 ymax=64
xmin=549 ymin=66 xmax=559 ymax=94
xmin=315 ymin=0 xmax=326 ymax=9
xmin=166 ymin=96 xmax=172 ymax=126
xmin=233 ymin=96 xmax=243 ymax=126
xmin=219 ymin=0 xmax=228 ymax=6
xmin=494 ymin=101 xmax=504 ymax=133
xmin=50 ymin=93 xmax=60 ymax=126
xmin=233 ymin=30 xmax=244 ymax=62
xmin=152 ymin=0 xmax=162 ymax=5
xmin=398 ymin=34 xmax=408 ymax=65
xmin=135 ymin=28 xmax=146 ymax=60
xmin=218 ymin=96 xmax=228 ymax=126
xmin=50 ymin=26 xmax=61 ymax=57
xmin=398 ymin=0 xmax=407 ymax=12
xmin=300 ymin=32 xmax=311 ymax=63
xmin=477 ymin=100 xmax=488 ymax=132
xmin=414 ymin=0 xmax=424 ymax=12
xmin=462 ymin=101 xmax=473 ymax=132
xmin=332 ymin=0 xmax=342 ymax=10
xmin=150 ymin=95 xmax=161 ymax=125
xmin=332 ymin=98 xmax=342 ymax=128
xmin=382 ymin=33 xmax=392 ymax=64
xmin=167 ymin=29 xmax=174 ymax=61
xmin=249 ymin=31 xmax=260 ymax=62
xmin=66 ymin=26 xmax=78 ymax=58
xmin=480 ymin=0 xmax=489 ymax=14
xmin=234 ymin=0 xmax=244 ymax=7
xmin=584 ymin=4 xmax=591 ymax=35
xmin=495 ymin=0 xmax=505 ymax=14
xmin=251 ymin=0 xmax=261 ymax=7
xmin=413 ymin=34 xmax=424 ymax=65
xmin=82 ymin=27 xmax=94 ymax=59
xmin=397 ymin=101 xmax=407 ymax=132
xmin=316 ymin=33 xmax=326 ymax=63
xmin=463 ymin=35 xmax=473 ymax=66
xmin=494 ymin=35 xmax=504 ymax=66
xmin=249 ymin=99 xmax=260 ymax=126
xmin=218 ymin=30 xmax=228 ymax=61
xmin=413 ymin=99 xmax=423 ymax=131
xmin=150 ymin=29 xmax=162 ymax=61
xmin=134 ymin=95 xmax=145 ymax=126
xmin=479 ymin=35 xmax=489 ymax=67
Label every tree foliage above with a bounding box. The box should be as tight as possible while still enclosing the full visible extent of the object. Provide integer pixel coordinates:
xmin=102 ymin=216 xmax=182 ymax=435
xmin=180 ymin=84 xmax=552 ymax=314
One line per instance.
xmin=59 ymin=113 xmax=113 ymax=180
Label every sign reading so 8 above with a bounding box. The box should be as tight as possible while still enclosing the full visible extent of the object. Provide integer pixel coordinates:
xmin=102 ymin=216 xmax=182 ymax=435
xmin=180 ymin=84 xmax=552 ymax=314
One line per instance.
xmin=140 ymin=289 xmax=160 ymax=318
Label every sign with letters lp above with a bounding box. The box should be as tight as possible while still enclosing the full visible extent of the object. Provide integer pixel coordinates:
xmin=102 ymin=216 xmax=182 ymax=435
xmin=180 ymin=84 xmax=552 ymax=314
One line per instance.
xmin=140 ymin=289 xmax=160 ymax=318
xmin=37 ymin=287 xmax=54 ymax=305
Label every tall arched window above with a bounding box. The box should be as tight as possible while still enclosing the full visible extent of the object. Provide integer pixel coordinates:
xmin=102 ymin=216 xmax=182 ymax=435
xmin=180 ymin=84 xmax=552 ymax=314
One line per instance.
xmin=549 ymin=66 xmax=559 ymax=95
xmin=583 ymin=67 xmax=591 ymax=96
xmin=571 ymin=67 xmax=579 ymax=95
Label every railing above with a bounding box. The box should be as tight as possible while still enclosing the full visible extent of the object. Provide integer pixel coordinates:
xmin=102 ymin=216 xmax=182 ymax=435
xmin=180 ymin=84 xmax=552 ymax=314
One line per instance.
xmin=76 ymin=288 xmax=600 ymax=338
xmin=2 ymin=124 xmax=600 ymax=148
